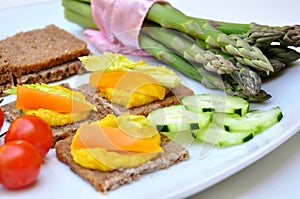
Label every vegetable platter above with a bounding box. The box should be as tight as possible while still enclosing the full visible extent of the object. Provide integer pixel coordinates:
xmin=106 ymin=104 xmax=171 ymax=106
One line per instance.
xmin=0 ymin=0 xmax=300 ymax=198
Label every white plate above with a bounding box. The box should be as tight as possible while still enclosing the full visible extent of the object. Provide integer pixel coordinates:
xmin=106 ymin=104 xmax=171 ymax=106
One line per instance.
xmin=0 ymin=0 xmax=299 ymax=198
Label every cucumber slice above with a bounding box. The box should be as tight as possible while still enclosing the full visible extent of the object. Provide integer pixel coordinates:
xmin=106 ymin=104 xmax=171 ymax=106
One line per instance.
xmin=216 ymin=106 xmax=283 ymax=135
xmin=181 ymin=94 xmax=250 ymax=116
xmin=147 ymin=105 xmax=212 ymax=132
xmin=192 ymin=124 xmax=253 ymax=147
xmin=212 ymin=112 xmax=241 ymax=124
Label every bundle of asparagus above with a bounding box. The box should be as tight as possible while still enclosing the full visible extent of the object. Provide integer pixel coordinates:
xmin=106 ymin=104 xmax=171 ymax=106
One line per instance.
xmin=62 ymin=0 xmax=300 ymax=102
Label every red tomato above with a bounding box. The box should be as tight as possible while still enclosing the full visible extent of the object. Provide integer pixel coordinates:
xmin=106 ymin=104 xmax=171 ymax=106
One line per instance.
xmin=0 ymin=107 xmax=4 ymax=131
xmin=0 ymin=140 xmax=42 ymax=189
xmin=5 ymin=115 xmax=52 ymax=159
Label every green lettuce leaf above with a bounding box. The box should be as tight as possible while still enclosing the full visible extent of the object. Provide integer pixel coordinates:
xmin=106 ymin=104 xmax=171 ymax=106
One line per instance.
xmin=79 ymin=52 xmax=181 ymax=88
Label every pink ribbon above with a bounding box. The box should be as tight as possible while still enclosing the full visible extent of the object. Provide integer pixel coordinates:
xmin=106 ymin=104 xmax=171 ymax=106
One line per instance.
xmin=84 ymin=0 xmax=167 ymax=56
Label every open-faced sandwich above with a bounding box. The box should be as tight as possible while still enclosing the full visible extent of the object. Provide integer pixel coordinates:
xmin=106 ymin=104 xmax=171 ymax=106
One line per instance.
xmin=55 ymin=113 xmax=189 ymax=193
xmin=77 ymin=52 xmax=194 ymax=116
xmin=2 ymin=83 xmax=111 ymax=146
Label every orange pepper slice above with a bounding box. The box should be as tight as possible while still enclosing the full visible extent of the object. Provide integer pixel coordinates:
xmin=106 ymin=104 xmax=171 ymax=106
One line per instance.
xmin=15 ymin=85 xmax=93 ymax=113
xmin=72 ymin=123 xmax=162 ymax=153
xmin=89 ymin=71 xmax=166 ymax=100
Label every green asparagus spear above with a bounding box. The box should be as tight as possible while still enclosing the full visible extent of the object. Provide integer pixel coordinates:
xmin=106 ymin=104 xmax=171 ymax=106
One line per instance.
xmin=193 ymin=16 xmax=300 ymax=48
xmin=147 ymin=4 xmax=274 ymax=74
xmin=141 ymin=25 xmax=238 ymax=75
xmin=222 ymin=76 xmax=271 ymax=102
xmin=62 ymin=0 xmax=97 ymax=29
xmin=278 ymin=25 xmax=300 ymax=47
xmin=242 ymin=23 xmax=284 ymax=47
xmin=62 ymin=0 xmax=93 ymax=19
xmin=255 ymin=59 xmax=286 ymax=80
xmin=192 ymin=42 xmax=263 ymax=96
xmin=64 ymin=8 xmax=97 ymax=29
xmin=230 ymin=67 xmax=262 ymax=96
xmin=260 ymin=45 xmax=300 ymax=64
xmin=139 ymin=33 xmax=226 ymax=90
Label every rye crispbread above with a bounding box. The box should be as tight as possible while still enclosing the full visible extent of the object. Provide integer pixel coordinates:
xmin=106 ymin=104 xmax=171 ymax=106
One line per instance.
xmin=1 ymin=101 xmax=111 ymax=147
xmin=55 ymin=135 xmax=189 ymax=193
xmin=1 ymin=83 xmax=113 ymax=147
xmin=54 ymin=83 xmax=192 ymax=192
xmin=76 ymin=83 xmax=194 ymax=116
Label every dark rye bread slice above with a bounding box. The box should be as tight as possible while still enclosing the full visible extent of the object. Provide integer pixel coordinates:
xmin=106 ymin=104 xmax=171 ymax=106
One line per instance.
xmin=76 ymin=83 xmax=194 ymax=116
xmin=0 ymin=24 xmax=90 ymax=78
xmin=0 ymin=24 xmax=90 ymax=96
xmin=55 ymin=135 xmax=189 ymax=193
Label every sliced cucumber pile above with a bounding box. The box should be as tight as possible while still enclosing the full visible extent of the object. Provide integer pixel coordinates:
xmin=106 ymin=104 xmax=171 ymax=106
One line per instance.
xmin=147 ymin=94 xmax=283 ymax=147
xmin=147 ymin=105 xmax=212 ymax=132
xmin=192 ymin=106 xmax=283 ymax=146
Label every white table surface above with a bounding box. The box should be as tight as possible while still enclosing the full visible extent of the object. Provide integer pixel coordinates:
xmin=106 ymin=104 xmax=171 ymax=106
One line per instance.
xmin=1 ymin=1 xmax=299 ymax=198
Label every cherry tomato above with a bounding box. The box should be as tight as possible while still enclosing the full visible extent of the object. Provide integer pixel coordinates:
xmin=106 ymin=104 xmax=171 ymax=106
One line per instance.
xmin=5 ymin=115 xmax=52 ymax=159
xmin=0 ymin=140 xmax=42 ymax=189
xmin=0 ymin=107 xmax=4 ymax=131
